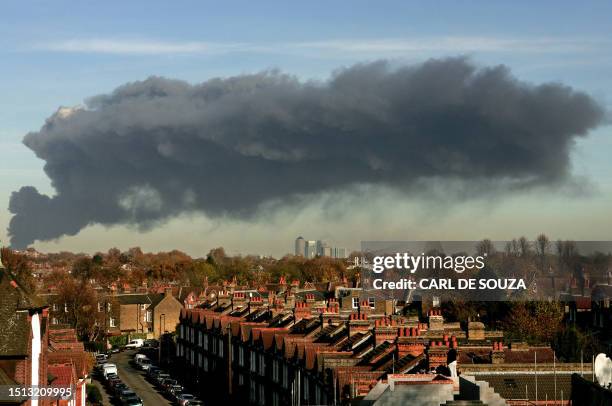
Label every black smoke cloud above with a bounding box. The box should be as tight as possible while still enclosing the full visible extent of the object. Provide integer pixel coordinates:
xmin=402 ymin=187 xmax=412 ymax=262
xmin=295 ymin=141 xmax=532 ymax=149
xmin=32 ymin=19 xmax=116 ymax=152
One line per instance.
xmin=8 ymin=57 xmax=605 ymax=248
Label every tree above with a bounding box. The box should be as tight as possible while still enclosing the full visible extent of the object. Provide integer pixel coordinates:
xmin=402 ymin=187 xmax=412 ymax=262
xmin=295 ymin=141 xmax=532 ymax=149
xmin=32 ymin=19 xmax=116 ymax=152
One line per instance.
xmin=52 ymin=279 xmax=110 ymax=341
xmin=535 ymin=233 xmax=550 ymax=274
xmin=476 ymin=239 xmax=496 ymax=256
xmin=518 ymin=236 xmax=531 ymax=257
xmin=0 ymin=247 xmax=35 ymax=291
xmin=504 ymin=301 xmax=563 ymax=343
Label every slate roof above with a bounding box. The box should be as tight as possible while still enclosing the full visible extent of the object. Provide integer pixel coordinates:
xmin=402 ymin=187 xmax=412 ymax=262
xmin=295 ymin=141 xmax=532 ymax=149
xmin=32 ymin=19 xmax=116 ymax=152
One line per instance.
xmin=289 ymin=318 xmax=320 ymax=335
xmin=0 ymin=367 xmax=17 ymax=385
xmin=359 ymin=341 xmax=393 ymax=366
xmin=477 ymin=372 xmax=581 ymax=401
xmin=0 ymin=269 xmax=44 ymax=357
xmin=116 ymin=293 xmax=164 ymax=306
xmin=384 ymin=353 xmax=426 ymax=374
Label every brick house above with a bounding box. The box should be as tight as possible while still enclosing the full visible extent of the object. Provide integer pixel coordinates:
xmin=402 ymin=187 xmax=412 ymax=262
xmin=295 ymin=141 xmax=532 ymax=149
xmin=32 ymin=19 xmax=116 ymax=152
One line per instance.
xmin=0 ymin=265 xmax=50 ymax=406
xmin=115 ymin=288 xmax=183 ymax=338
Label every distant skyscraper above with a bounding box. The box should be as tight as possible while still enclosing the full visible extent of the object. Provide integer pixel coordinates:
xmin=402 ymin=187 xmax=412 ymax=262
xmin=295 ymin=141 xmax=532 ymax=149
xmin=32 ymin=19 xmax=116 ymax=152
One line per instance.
xmin=332 ymin=247 xmax=347 ymax=259
xmin=305 ymin=240 xmax=317 ymax=258
xmin=295 ymin=236 xmax=306 ymax=257
xmin=293 ymin=236 xmax=348 ymax=259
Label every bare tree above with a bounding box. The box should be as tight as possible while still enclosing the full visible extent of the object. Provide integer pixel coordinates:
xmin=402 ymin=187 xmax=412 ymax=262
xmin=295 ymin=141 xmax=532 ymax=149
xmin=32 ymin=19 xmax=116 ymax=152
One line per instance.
xmin=476 ymin=239 xmax=496 ymax=256
xmin=535 ymin=233 xmax=550 ymax=274
xmin=518 ymin=236 xmax=531 ymax=257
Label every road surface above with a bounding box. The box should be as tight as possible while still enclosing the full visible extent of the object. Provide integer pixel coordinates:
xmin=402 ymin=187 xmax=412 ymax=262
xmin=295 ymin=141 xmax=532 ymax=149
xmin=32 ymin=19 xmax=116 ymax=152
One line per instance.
xmin=95 ymin=350 xmax=171 ymax=406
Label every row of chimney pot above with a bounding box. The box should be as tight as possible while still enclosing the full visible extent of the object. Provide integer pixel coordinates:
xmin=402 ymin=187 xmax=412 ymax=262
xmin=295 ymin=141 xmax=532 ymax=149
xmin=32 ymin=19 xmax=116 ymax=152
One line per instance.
xmin=492 ymin=341 xmax=505 ymax=350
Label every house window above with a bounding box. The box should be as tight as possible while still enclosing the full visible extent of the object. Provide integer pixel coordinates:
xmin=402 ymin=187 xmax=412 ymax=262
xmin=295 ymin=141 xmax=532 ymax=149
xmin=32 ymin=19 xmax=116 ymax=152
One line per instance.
xmin=97 ymin=302 xmax=102 ymax=312
xmin=140 ymin=304 xmax=146 ymax=311
xmin=272 ymin=359 xmax=279 ymax=382
xmin=203 ymin=356 xmax=209 ymax=372
xmin=238 ymin=374 xmax=244 ymax=386
xmin=109 ymin=317 xmax=117 ymax=327
xmin=203 ymin=334 xmax=209 ymax=350
xmin=352 ymin=297 xmax=359 ymax=309
xmin=218 ymin=339 xmax=224 ymax=357
xmin=51 ymin=317 xmax=58 ymax=325
xmin=64 ymin=303 xmax=69 ymax=313
xmin=303 ymin=376 xmax=309 ymax=401
xmin=250 ymin=352 xmax=257 ymax=372
xmin=250 ymin=380 xmax=256 ymax=402
xmin=258 ymin=384 xmax=265 ymax=406
xmin=107 ymin=303 xmax=112 ymax=312
xmin=282 ymin=364 xmax=289 ymax=388
xmin=52 ymin=304 xmax=58 ymax=312
xmin=369 ymin=297 xmax=375 ymax=308
xmin=258 ymin=354 xmax=265 ymax=375
xmin=238 ymin=346 xmax=245 ymax=366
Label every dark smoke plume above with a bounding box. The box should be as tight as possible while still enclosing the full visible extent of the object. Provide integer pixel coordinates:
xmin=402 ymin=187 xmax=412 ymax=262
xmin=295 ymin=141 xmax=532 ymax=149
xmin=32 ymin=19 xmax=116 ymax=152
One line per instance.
xmin=8 ymin=57 xmax=605 ymax=247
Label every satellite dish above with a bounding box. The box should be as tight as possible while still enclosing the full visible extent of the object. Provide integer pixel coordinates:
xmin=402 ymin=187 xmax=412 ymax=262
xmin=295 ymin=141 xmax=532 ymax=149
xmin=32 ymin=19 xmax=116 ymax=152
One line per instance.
xmin=594 ymin=353 xmax=612 ymax=387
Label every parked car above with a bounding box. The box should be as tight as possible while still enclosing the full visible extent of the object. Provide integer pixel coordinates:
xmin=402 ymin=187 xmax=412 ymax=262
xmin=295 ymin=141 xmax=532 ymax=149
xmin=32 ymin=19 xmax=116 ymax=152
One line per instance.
xmin=119 ymin=392 xmax=142 ymax=406
xmin=122 ymin=397 xmax=143 ymax=406
xmin=116 ymin=389 xmax=136 ymax=400
xmin=154 ymin=373 xmax=171 ymax=385
xmin=167 ymin=384 xmax=183 ymax=398
xmin=160 ymin=378 xmax=178 ymax=391
xmin=185 ymin=400 xmax=204 ymax=406
xmin=125 ymin=339 xmax=145 ymax=349
xmin=112 ymin=383 xmax=129 ymax=396
xmin=123 ymin=397 xmax=143 ymax=406
xmin=102 ymin=363 xmax=118 ymax=380
xmin=146 ymin=366 xmax=161 ymax=379
xmin=176 ymin=393 xmax=196 ymax=406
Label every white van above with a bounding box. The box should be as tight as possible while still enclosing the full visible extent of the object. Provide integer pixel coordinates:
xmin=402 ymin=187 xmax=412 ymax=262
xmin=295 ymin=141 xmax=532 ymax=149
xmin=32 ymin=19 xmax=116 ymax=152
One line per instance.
xmin=125 ymin=339 xmax=144 ymax=349
xmin=102 ymin=363 xmax=117 ymax=379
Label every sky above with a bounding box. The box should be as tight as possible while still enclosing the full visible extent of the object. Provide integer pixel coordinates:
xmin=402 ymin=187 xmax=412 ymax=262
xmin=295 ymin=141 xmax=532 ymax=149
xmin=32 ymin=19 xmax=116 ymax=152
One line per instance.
xmin=1 ymin=1 xmax=611 ymax=257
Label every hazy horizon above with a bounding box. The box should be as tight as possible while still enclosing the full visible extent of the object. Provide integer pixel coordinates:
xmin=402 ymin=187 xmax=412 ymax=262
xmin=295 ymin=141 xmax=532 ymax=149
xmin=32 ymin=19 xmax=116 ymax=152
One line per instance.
xmin=2 ymin=1 xmax=611 ymax=257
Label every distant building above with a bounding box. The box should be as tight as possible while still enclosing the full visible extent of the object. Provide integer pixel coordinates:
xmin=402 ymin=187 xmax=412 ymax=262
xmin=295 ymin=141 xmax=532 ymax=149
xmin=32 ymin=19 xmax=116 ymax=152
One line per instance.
xmin=332 ymin=247 xmax=347 ymax=259
xmin=305 ymin=240 xmax=318 ymax=258
xmin=293 ymin=236 xmax=348 ymax=258
xmin=294 ymin=236 xmax=306 ymax=256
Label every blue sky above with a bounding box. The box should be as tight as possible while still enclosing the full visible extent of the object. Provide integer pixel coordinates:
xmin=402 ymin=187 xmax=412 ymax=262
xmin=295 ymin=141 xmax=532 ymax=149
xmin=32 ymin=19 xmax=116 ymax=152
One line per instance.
xmin=1 ymin=1 xmax=611 ymax=256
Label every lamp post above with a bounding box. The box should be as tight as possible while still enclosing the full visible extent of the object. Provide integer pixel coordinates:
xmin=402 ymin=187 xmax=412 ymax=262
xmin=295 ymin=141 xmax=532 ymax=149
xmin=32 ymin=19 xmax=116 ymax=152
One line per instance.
xmin=159 ymin=313 xmax=166 ymax=364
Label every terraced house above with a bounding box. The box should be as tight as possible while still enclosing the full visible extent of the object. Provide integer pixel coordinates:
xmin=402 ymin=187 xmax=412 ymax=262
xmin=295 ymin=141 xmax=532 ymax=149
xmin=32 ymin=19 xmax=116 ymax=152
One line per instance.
xmin=174 ymin=283 xmax=594 ymax=405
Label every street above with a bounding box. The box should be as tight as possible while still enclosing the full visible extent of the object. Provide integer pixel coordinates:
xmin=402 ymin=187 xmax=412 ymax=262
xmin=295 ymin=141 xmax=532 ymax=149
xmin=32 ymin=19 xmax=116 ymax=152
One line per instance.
xmin=94 ymin=350 xmax=171 ymax=406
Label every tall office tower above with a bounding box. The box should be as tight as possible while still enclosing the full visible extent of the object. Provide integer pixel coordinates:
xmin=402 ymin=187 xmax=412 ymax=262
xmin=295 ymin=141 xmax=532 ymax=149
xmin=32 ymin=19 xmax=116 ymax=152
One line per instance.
xmin=316 ymin=240 xmax=330 ymax=256
xmin=305 ymin=240 xmax=318 ymax=258
xmin=295 ymin=236 xmax=306 ymax=256
xmin=332 ymin=247 xmax=347 ymax=259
